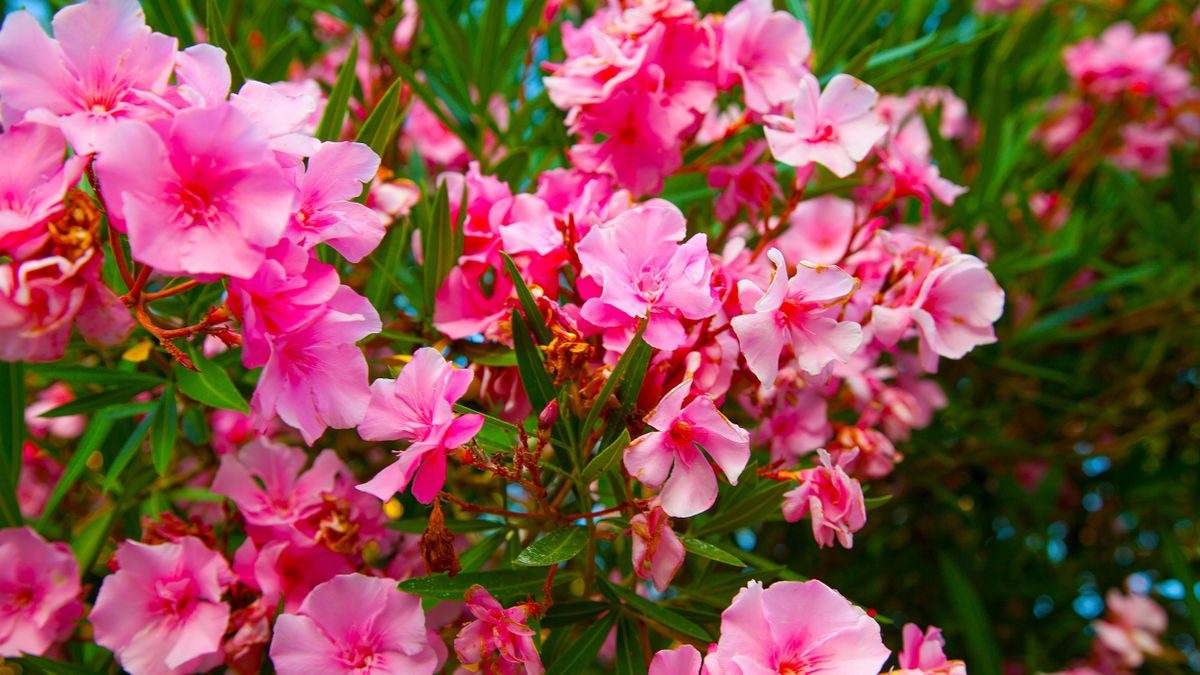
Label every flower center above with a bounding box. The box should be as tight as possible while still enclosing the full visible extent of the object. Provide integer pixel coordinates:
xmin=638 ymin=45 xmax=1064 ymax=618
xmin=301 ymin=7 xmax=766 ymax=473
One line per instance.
xmin=636 ymin=264 xmax=667 ymax=303
xmin=174 ymin=182 xmax=222 ymax=227
xmin=808 ymin=122 xmax=837 ymax=143
xmin=342 ymin=642 xmax=376 ymax=670
xmin=667 ymin=419 xmax=694 ymax=447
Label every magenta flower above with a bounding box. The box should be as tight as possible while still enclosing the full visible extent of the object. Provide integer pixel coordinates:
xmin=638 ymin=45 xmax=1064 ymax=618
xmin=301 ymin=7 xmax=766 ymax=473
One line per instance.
xmin=706 ymin=141 xmax=781 ymax=222
xmin=782 ymin=449 xmax=867 ymax=549
xmin=0 ymin=0 xmax=176 ymax=154
xmin=569 ymin=91 xmax=689 ymax=196
xmin=894 ymin=624 xmax=966 ymax=675
xmin=91 ymin=537 xmax=233 ymax=675
xmin=718 ymin=0 xmax=811 ymax=113
xmin=356 ymin=347 xmax=484 ymax=503
xmin=731 ymin=249 xmax=863 ymax=386
xmin=251 ymin=284 xmax=381 ymax=445
xmin=0 ymin=123 xmax=87 ymax=257
xmin=211 ymin=439 xmax=344 ymax=542
xmin=454 ymin=584 xmax=543 ymax=675
xmin=624 ymin=379 xmax=750 ymax=518
xmin=704 ymin=579 xmax=890 ymax=675
xmin=764 ymin=73 xmax=888 ymax=178
xmin=270 ymin=574 xmax=439 ymax=675
xmin=93 ymin=104 xmax=294 ymax=279
xmin=233 ymin=539 xmax=353 ymax=614
xmin=577 ymin=201 xmax=719 ymax=351
xmin=909 ymin=253 xmax=1004 ymax=372
xmin=0 ymin=527 xmax=82 ymax=658
xmin=630 ymin=506 xmax=685 ymax=592
xmin=285 ymin=141 xmax=384 ymax=262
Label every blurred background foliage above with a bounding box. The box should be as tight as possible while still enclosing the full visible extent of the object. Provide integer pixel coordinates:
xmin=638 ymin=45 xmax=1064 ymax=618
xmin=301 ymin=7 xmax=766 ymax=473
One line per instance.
xmin=4 ymin=0 xmax=1198 ymax=671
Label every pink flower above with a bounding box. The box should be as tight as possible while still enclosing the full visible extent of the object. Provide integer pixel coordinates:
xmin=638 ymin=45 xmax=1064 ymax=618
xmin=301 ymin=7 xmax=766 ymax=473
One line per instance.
xmin=229 ymin=80 xmax=321 ymax=158
xmin=909 ymin=252 xmax=1004 ymax=371
xmin=91 ymin=537 xmax=233 ymax=675
xmin=270 ymin=574 xmax=439 ymax=675
xmin=569 ymin=91 xmax=689 ymax=196
xmin=1109 ymin=123 xmax=1175 ymax=178
xmin=577 ymin=202 xmax=719 ymax=351
xmin=755 ymin=386 xmax=830 ymax=465
xmin=894 ymin=624 xmax=966 ymax=675
xmin=286 ymin=141 xmax=384 ymax=262
xmin=543 ymin=26 xmax=647 ymax=109
xmin=1062 ymin=23 xmax=1188 ymax=102
xmin=782 ymin=449 xmax=867 ymax=548
xmin=17 ymin=443 xmax=63 ymax=519
xmin=630 ymin=506 xmax=686 ymax=592
xmin=356 ymin=347 xmax=484 ymax=503
xmin=624 ymin=379 xmax=750 ymax=517
xmin=402 ymin=100 xmax=469 ymax=171
xmin=211 ymin=439 xmax=344 ymax=542
xmin=0 ymin=527 xmax=82 ymax=657
xmin=25 ymin=383 xmax=85 ymax=439
xmin=764 ymin=73 xmax=888 ymax=178
xmin=0 ymin=0 xmax=176 ymax=154
xmin=650 ymin=645 xmax=703 ymax=675
xmin=718 ymin=0 xmax=811 ymax=113
xmin=93 ymin=104 xmax=294 ymax=279
xmin=0 ymin=123 xmax=87 ymax=257
xmin=454 ymin=585 xmax=543 ymax=675
xmin=211 ymin=409 xmax=279 ymax=456
xmin=0 ymin=250 xmax=133 ymax=362
xmin=707 ymin=141 xmax=781 ymax=221
xmin=704 ymin=579 xmax=890 ymax=675
xmin=731 ymin=249 xmax=863 ymax=385
xmin=250 ymin=284 xmax=381 ymax=445
xmin=1093 ymin=590 xmax=1167 ymax=668
xmin=774 ymin=195 xmax=857 ymax=265
xmin=233 ymin=539 xmax=353 ymax=614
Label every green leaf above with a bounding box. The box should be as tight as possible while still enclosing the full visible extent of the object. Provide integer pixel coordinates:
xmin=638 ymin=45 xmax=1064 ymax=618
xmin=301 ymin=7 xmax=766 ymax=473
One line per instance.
xmin=511 ymin=309 xmax=557 ymax=413
xmin=356 ymin=78 xmax=407 ymax=158
xmin=1162 ymin=534 xmax=1200 ymax=639
xmin=0 ymin=361 xmax=24 ymax=526
xmin=37 ymin=416 xmax=115 ymax=529
xmin=142 ymin=0 xmax=194 ymax=47
xmin=600 ymin=338 xmax=655 ymax=448
xmin=175 ymin=350 xmax=249 ymax=413
xmin=152 ymin=383 xmax=178 ymax=476
xmin=864 ymin=494 xmax=892 ymax=509
xmin=316 ymin=34 xmax=359 ymax=142
xmin=938 ymin=555 xmax=1002 ymax=675
xmin=542 ymin=600 xmax=610 ymax=628
xmin=14 ymin=654 xmax=101 ymax=675
xmin=204 ymin=0 xmax=247 ymax=90
xmin=398 ymin=568 xmax=560 ymax=604
xmin=254 ymin=30 xmax=301 ymax=82
xmin=600 ymin=578 xmax=712 ymax=642
xmin=546 ymin=611 xmax=617 ymax=675
xmin=679 ymin=534 xmax=745 ymax=567
xmin=455 ymin=405 xmax=518 ymax=454
xmin=460 ymin=530 xmax=508 ymax=573
xmin=103 ymin=406 xmax=158 ymax=493
xmin=516 ymin=526 xmax=589 ymax=566
xmin=473 ymin=0 xmax=507 ymax=106
xmin=70 ymin=508 xmax=116 ymax=574
xmin=582 ymin=429 xmax=630 ymax=484
xmin=389 ymin=517 xmax=504 ymax=534
xmin=28 ymin=364 xmax=164 ymax=387
xmin=693 ymin=479 xmax=789 ymax=537
xmin=41 ymin=384 xmax=156 ymax=418
xmin=581 ymin=323 xmax=647 ymax=438
xmin=501 ymin=252 xmax=552 ymax=344
xmin=615 ymin=615 xmax=647 ymax=675
xmin=494 ymin=150 xmax=530 ymax=185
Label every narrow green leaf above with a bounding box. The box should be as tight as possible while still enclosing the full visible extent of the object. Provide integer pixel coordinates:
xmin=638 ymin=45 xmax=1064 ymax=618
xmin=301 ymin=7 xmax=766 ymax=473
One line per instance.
xmin=516 ymin=526 xmax=589 ymax=566
xmin=254 ymin=30 xmax=301 ymax=82
xmin=501 ymin=251 xmax=552 ymax=344
xmin=599 ymin=337 xmax=654 ymax=448
xmin=456 ymin=404 xmax=518 ymax=453
xmin=388 ymin=517 xmax=503 ymax=534
xmin=316 ymin=34 xmax=359 ymax=142
xmin=398 ymin=568 xmax=560 ymax=604
xmin=28 ymin=365 xmax=164 ymax=387
xmin=473 ymin=0 xmax=507 ymax=104
xmin=41 ymin=384 xmax=156 ymax=418
xmin=546 ymin=611 xmax=617 ymax=675
xmin=600 ymin=578 xmax=712 ymax=642
xmin=460 ymin=530 xmax=508 ymax=573
xmin=582 ymin=429 xmax=630 ymax=484
xmin=864 ymin=494 xmax=892 ymax=509
xmin=142 ymin=0 xmax=194 ymax=47
xmin=679 ymin=534 xmax=745 ymax=567
xmin=14 ymin=654 xmax=100 ymax=675
xmin=615 ymin=615 xmax=647 ymax=675
xmin=0 ymin=361 xmax=24 ymax=526
xmin=542 ymin=600 xmax=610 ymax=628
xmin=693 ymin=480 xmax=790 ymax=537
xmin=205 ymin=0 xmax=247 ymax=90
xmin=175 ymin=351 xmax=249 ymax=413
xmin=581 ymin=323 xmax=647 ymax=437
xmin=1162 ymin=534 xmax=1200 ymax=639
xmin=70 ymin=508 xmax=116 ymax=573
xmin=38 ymin=416 xmax=115 ymax=529
xmin=938 ymin=555 xmax=1002 ymax=675
xmin=494 ymin=149 xmax=530 ymax=185
xmin=152 ymin=383 xmax=178 ymax=476
xmin=356 ymin=78 xmax=406 ymax=158
xmin=511 ymin=309 xmax=557 ymax=413
xmin=103 ymin=406 xmax=158 ymax=493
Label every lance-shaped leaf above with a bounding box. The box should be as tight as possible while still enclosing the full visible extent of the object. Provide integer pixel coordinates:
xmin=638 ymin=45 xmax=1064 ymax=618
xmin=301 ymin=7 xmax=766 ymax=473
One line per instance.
xmin=316 ymin=34 xmax=359 ymax=142
xmin=515 ymin=526 xmax=589 ymax=566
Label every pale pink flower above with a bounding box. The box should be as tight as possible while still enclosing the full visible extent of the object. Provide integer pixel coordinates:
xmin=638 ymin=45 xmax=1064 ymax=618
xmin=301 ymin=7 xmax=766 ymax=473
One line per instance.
xmin=0 ymin=0 xmax=176 ymax=154
xmin=357 ymin=347 xmax=484 ymax=503
xmin=211 ymin=439 xmax=344 ymax=542
xmin=270 ymin=574 xmax=438 ymax=675
xmin=624 ymin=379 xmax=750 ymax=518
xmin=454 ymin=585 xmax=543 ymax=675
xmin=1109 ymin=123 xmax=1175 ymax=178
xmin=707 ymin=141 xmax=781 ymax=221
xmin=402 ymin=100 xmax=469 ymax=170
xmin=211 ymin=409 xmax=279 ymax=456
xmin=731 ymin=249 xmax=863 ymax=385
xmin=25 ymin=383 xmax=84 ymax=439
xmin=755 ymin=387 xmax=830 ymax=465
xmin=650 ymin=644 xmax=703 ymax=675
xmin=782 ymin=449 xmax=867 ymax=548
xmin=93 ymin=104 xmax=294 ymax=279
xmin=630 ymin=506 xmax=685 ymax=592
xmin=909 ymin=253 xmax=1003 ymax=371
xmin=718 ymin=0 xmax=811 ymax=113
xmin=285 ymin=141 xmax=384 ymax=262
xmin=577 ymin=201 xmax=719 ymax=351
xmin=0 ymin=250 xmax=133 ymax=362
xmin=17 ymin=443 xmax=63 ymax=519
xmin=704 ymin=579 xmax=890 ymax=675
xmin=775 ymin=195 xmax=857 ymax=265
xmin=0 ymin=527 xmax=82 ymax=657
xmin=543 ymin=25 xmax=648 ymax=109
xmin=1093 ymin=590 xmax=1167 ymax=668
xmin=764 ymin=73 xmax=888 ymax=178
xmin=250 ymin=285 xmax=381 ymax=445
xmin=91 ymin=537 xmax=233 ymax=675
xmin=229 ymin=80 xmax=321 ymax=158
xmin=368 ymin=177 xmax=421 ymax=223
xmin=893 ymin=624 xmax=966 ymax=675
xmin=0 ymin=123 xmax=87 ymax=257
xmin=233 ymin=539 xmax=353 ymax=614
